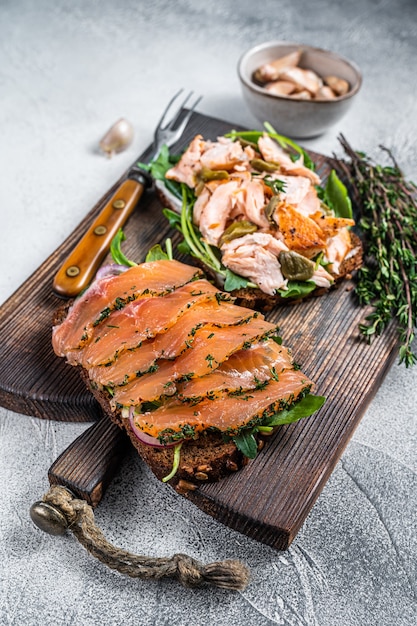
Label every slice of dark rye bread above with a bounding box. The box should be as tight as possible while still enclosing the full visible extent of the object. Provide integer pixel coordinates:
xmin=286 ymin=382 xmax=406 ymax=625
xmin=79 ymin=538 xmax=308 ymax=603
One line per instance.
xmin=78 ymin=364 xmax=312 ymax=490
xmin=53 ymin=304 xmax=247 ymax=489
xmin=155 ymin=185 xmax=363 ymax=312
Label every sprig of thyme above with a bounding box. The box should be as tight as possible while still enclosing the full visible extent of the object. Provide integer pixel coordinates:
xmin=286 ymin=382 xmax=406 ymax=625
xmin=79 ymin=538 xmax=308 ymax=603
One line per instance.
xmin=337 ymin=135 xmax=417 ymax=367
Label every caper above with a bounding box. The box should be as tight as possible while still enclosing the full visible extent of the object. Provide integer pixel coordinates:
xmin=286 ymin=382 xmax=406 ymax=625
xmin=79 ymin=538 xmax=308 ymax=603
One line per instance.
xmin=219 ymin=220 xmax=258 ymax=246
xmin=264 ymin=196 xmax=281 ymax=223
xmin=199 ymin=166 xmax=229 ymax=182
xmin=237 ymin=137 xmax=259 ymax=151
xmin=279 ymin=250 xmax=315 ymax=281
xmin=250 ymin=158 xmax=280 ymax=173
xmin=194 ymin=180 xmax=205 ymax=196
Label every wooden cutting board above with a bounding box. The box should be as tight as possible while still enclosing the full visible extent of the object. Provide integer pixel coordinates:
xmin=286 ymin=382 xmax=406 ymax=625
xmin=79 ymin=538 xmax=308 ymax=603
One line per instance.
xmin=0 ymin=111 xmax=399 ymax=549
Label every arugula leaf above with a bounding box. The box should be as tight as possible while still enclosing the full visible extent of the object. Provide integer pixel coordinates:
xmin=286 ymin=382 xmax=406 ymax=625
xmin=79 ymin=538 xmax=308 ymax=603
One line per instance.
xmin=165 ymin=179 xmax=183 ymax=200
xmin=226 ymin=129 xmax=261 ymax=142
xmin=226 ymin=125 xmax=316 ymax=173
xmin=277 ymin=280 xmax=317 ymax=299
xmin=263 ymin=122 xmax=316 ymax=171
xmin=138 ymin=144 xmax=172 ymax=181
xmin=145 ymin=244 xmax=168 ymax=262
xmin=162 ymin=207 xmax=182 ymax=230
xmin=110 ymin=229 xmax=137 ymax=267
xmin=265 ymin=394 xmax=326 ymax=427
xmin=224 ymin=269 xmax=249 ymax=291
xmin=233 ymin=430 xmax=258 ymax=459
xmin=324 ymin=170 xmax=353 ymax=219
xmin=177 ymin=239 xmax=192 ymax=255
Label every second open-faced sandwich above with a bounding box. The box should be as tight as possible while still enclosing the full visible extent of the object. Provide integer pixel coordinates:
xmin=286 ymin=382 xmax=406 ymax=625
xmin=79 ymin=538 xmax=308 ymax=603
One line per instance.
xmin=146 ymin=125 xmax=362 ymax=310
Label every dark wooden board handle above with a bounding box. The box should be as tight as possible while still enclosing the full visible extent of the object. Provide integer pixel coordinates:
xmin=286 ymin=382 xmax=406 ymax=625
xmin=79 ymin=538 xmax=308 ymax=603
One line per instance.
xmin=48 ymin=417 xmax=129 ymax=507
xmin=53 ymin=178 xmax=145 ymax=298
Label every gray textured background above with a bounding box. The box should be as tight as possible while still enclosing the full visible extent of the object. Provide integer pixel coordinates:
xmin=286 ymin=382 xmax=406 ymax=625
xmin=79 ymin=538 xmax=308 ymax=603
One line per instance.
xmin=1 ymin=1 xmax=416 ymax=624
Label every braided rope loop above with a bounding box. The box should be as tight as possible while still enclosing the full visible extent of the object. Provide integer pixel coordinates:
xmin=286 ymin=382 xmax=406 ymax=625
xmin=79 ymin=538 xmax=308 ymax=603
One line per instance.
xmin=42 ymin=485 xmax=250 ymax=591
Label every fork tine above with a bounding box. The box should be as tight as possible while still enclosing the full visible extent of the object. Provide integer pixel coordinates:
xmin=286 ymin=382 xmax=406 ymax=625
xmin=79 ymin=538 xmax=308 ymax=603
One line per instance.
xmin=154 ymin=88 xmax=185 ymax=133
xmin=147 ymin=91 xmax=203 ymax=161
xmin=162 ymin=91 xmax=194 ymax=130
xmin=170 ymin=94 xmax=202 ymax=137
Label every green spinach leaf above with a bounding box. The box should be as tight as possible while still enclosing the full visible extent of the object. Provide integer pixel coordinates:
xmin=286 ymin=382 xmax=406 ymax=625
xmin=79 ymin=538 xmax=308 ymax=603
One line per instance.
xmin=277 ymin=280 xmax=317 ymax=299
xmin=224 ymin=269 xmax=249 ymax=291
xmin=138 ymin=145 xmax=173 ymax=180
xmin=266 ymin=394 xmax=326 ymax=426
xmin=233 ymin=430 xmax=258 ymax=459
xmin=162 ymin=207 xmax=182 ymax=230
xmin=324 ymin=170 xmax=353 ymax=219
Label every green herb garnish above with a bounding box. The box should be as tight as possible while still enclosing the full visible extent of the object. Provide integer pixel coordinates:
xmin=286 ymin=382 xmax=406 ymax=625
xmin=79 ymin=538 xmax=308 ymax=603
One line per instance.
xmin=263 ymin=175 xmax=287 ymax=195
xmin=338 ymin=134 xmax=417 ymax=367
xmin=162 ymin=442 xmax=183 ymax=482
xmin=110 ymin=228 xmax=137 ymax=267
xmin=232 ymin=393 xmax=325 ymax=459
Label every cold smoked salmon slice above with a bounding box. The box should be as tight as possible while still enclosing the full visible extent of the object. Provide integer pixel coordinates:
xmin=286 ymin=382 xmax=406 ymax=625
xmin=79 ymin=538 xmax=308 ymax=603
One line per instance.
xmin=52 ymin=260 xmax=202 ymax=356
xmin=88 ymin=300 xmax=260 ymax=386
xmin=176 ymin=339 xmax=293 ymax=402
xmin=131 ymin=368 xmax=313 ymax=441
xmin=110 ymin=317 xmax=277 ymax=408
xmin=76 ymin=279 xmax=223 ymax=367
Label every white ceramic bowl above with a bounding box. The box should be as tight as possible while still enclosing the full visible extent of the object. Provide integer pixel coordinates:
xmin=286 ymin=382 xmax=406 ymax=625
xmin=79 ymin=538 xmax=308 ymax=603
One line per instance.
xmin=238 ymin=41 xmax=362 ymax=139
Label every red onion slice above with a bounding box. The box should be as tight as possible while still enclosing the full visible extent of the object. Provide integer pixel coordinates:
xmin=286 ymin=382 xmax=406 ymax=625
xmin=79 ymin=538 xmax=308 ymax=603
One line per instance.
xmin=128 ymin=406 xmax=182 ymax=448
xmin=95 ymin=263 xmax=129 ymax=281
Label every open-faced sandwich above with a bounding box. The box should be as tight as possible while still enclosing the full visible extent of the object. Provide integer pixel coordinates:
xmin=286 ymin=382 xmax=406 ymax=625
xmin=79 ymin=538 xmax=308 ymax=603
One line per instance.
xmin=146 ymin=124 xmax=362 ymax=310
xmin=52 ymin=242 xmax=324 ymax=491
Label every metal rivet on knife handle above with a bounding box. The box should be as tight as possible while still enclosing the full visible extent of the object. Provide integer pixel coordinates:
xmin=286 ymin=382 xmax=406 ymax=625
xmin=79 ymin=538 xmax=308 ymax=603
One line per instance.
xmin=66 ymin=265 xmax=80 ymax=277
xmin=52 ymin=178 xmax=146 ymax=299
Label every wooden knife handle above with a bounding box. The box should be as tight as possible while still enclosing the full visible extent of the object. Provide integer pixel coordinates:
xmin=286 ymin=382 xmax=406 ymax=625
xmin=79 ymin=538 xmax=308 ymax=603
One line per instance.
xmin=53 ymin=177 xmax=145 ymax=298
xmin=48 ymin=417 xmax=130 ymax=507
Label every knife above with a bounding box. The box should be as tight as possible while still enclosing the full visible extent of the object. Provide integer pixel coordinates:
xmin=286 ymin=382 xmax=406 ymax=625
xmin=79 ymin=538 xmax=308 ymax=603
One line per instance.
xmin=53 ymin=90 xmax=201 ymax=298
xmin=53 ymin=168 xmax=150 ymax=298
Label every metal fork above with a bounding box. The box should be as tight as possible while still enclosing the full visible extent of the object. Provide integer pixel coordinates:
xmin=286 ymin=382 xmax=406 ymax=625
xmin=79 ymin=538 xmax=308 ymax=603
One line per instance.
xmin=147 ymin=89 xmax=202 ymax=162
xmin=52 ymin=91 xmax=202 ymax=298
